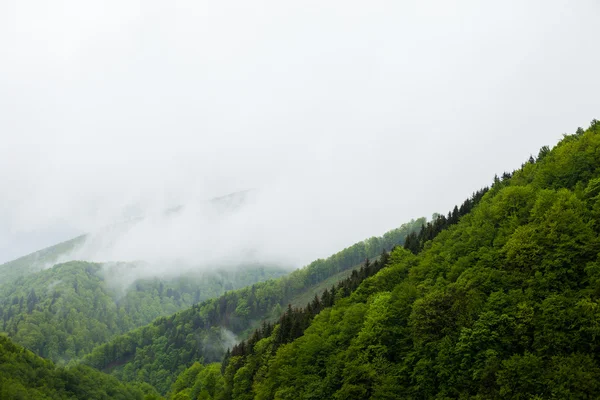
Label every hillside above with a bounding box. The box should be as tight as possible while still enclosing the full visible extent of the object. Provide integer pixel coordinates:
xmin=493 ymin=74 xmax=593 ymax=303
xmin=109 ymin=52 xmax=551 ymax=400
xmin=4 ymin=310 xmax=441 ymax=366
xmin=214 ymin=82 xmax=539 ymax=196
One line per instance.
xmin=0 ymin=261 xmax=287 ymax=364
xmin=3 ymin=120 xmax=599 ymax=398
xmin=0 ymin=190 xmax=254 ymax=286
xmin=0 ymin=334 xmax=162 ymax=399
xmin=170 ymin=120 xmax=600 ymax=399
xmin=80 ymin=219 xmax=424 ymax=393
xmin=0 ymin=236 xmax=87 ymax=285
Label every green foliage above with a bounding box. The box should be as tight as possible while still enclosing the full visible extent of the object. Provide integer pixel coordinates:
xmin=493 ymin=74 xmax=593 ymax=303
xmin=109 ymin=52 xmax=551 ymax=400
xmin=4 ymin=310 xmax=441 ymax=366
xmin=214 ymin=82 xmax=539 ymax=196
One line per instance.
xmin=80 ymin=219 xmax=423 ymax=393
xmin=172 ymin=121 xmax=600 ymax=399
xmin=0 ymin=334 xmax=161 ymax=399
xmin=0 ymin=261 xmax=287 ymax=364
xmin=0 ymin=236 xmax=86 ymax=284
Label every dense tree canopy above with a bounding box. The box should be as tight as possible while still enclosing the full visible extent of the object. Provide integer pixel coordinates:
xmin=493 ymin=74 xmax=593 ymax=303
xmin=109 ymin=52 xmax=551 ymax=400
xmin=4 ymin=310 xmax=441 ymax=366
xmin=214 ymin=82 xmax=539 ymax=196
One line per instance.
xmin=0 ymin=261 xmax=287 ymax=364
xmin=0 ymin=334 xmax=161 ymax=399
xmin=171 ymin=121 xmax=600 ymax=399
xmin=0 ymin=236 xmax=86 ymax=284
xmin=5 ymin=121 xmax=599 ymax=399
xmin=81 ymin=220 xmax=423 ymax=393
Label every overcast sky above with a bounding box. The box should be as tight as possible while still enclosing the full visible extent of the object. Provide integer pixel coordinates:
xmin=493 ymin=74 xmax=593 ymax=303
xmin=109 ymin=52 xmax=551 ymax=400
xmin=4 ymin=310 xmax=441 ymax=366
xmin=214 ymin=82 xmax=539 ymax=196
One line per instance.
xmin=0 ymin=0 xmax=598 ymax=268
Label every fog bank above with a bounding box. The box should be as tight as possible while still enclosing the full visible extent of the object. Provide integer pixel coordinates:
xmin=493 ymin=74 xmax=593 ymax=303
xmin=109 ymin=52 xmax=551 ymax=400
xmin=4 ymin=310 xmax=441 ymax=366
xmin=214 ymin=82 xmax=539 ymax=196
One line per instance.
xmin=1 ymin=0 xmax=598 ymax=267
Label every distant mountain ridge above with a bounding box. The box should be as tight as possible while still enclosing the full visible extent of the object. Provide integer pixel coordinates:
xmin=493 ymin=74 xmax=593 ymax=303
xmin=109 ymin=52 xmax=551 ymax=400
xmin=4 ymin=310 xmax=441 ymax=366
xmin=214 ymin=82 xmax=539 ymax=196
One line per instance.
xmin=0 ymin=235 xmax=87 ymax=284
xmin=0 ymin=260 xmax=287 ymax=364
xmin=0 ymin=190 xmax=255 ymax=284
xmin=79 ymin=218 xmax=424 ymax=393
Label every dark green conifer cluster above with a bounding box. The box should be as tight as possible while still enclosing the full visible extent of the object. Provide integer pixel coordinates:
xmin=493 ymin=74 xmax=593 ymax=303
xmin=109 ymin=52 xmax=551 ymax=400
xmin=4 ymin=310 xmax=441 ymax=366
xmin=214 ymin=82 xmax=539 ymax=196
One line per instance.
xmin=403 ymin=188 xmax=488 ymax=254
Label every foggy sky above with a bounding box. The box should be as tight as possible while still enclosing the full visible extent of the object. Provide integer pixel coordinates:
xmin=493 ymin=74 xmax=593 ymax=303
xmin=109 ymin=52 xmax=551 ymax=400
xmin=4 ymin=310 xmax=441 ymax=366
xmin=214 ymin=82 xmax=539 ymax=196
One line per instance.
xmin=1 ymin=0 xmax=599 ymax=268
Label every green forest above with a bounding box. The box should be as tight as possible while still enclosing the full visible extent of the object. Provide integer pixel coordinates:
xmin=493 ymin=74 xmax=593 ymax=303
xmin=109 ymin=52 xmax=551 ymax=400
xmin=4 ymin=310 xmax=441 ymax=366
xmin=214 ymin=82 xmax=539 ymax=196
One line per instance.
xmin=0 ymin=261 xmax=288 ymax=364
xmin=169 ymin=120 xmax=600 ymax=399
xmin=1 ymin=120 xmax=600 ymax=399
xmin=0 ymin=236 xmax=87 ymax=284
xmin=79 ymin=219 xmax=423 ymax=393
xmin=0 ymin=334 xmax=163 ymax=399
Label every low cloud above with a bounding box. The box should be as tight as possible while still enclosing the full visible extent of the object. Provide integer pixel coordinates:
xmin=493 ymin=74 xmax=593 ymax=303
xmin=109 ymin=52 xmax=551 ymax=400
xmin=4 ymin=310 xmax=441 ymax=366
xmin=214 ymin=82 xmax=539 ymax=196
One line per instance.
xmin=1 ymin=0 xmax=598 ymax=269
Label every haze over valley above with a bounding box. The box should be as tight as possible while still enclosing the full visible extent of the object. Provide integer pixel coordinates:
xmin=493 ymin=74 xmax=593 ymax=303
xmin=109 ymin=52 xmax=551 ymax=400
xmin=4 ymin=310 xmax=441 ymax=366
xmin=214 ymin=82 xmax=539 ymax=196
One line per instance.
xmin=1 ymin=1 xmax=599 ymax=399
xmin=2 ymin=0 xmax=598 ymax=273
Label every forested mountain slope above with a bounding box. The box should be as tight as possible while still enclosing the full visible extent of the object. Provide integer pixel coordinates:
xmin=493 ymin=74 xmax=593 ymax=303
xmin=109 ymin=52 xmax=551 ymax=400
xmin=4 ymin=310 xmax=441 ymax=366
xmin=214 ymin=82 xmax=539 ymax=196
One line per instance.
xmin=80 ymin=219 xmax=424 ymax=393
xmin=0 ymin=334 xmax=162 ymax=400
xmin=0 ymin=190 xmax=254 ymax=286
xmin=0 ymin=236 xmax=87 ymax=285
xmin=0 ymin=261 xmax=286 ymax=364
xmin=171 ymin=120 xmax=600 ymax=399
